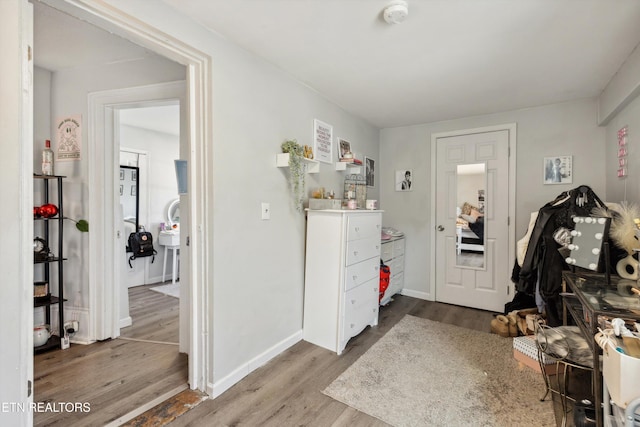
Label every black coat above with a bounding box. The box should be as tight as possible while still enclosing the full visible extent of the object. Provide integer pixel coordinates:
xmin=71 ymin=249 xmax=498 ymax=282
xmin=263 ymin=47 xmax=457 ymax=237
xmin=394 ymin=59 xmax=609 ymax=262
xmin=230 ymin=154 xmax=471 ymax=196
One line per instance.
xmin=516 ymin=186 xmax=607 ymax=325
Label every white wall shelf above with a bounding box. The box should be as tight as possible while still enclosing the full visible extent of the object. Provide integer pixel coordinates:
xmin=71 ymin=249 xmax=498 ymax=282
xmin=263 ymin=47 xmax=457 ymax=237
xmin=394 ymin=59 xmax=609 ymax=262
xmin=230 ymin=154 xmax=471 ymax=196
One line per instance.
xmin=335 ymin=162 xmax=362 ymax=174
xmin=276 ymin=153 xmax=319 ymax=174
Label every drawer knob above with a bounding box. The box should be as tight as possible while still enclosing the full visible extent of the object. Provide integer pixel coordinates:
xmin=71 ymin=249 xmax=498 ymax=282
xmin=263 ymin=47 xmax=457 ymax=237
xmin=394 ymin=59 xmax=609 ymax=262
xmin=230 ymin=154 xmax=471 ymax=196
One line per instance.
xmin=351 ymin=299 xmax=356 ymax=304
xmin=350 ymin=323 xmax=355 ymax=329
xmin=353 ymin=251 xmax=358 ymax=256
xmin=355 ymin=227 xmax=360 ymax=232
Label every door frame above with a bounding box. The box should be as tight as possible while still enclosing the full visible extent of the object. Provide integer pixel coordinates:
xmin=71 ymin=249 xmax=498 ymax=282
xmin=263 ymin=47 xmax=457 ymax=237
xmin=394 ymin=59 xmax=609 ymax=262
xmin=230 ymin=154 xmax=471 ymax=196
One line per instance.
xmin=45 ymin=0 xmax=213 ymax=392
xmin=429 ymin=124 xmax=517 ymax=303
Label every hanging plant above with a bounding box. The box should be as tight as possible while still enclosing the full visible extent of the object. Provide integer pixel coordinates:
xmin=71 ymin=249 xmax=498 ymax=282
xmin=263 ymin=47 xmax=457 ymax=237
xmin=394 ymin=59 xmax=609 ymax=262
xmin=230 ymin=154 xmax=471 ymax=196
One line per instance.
xmin=281 ymin=139 xmax=307 ymax=211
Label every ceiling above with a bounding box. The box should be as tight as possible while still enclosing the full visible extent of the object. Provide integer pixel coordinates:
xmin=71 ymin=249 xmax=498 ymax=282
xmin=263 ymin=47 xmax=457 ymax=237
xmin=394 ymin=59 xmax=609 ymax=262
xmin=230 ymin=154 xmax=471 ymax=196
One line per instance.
xmin=34 ymin=0 xmax=640 ymax=129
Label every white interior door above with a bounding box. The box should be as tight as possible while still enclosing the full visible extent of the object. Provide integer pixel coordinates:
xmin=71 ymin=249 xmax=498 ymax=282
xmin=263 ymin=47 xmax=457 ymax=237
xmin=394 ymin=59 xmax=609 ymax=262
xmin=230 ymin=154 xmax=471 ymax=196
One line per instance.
xmin=435 ymin=129 xmax=511 ymax=312
xmin=1 ymin=0 xmax=34 ymax=424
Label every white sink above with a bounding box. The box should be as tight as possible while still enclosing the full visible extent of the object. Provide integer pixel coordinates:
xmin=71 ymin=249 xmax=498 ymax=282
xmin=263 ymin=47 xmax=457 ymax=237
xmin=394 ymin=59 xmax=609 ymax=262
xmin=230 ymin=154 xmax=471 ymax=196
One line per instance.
xmin=159 ymin=230 xmax=180 ymax=246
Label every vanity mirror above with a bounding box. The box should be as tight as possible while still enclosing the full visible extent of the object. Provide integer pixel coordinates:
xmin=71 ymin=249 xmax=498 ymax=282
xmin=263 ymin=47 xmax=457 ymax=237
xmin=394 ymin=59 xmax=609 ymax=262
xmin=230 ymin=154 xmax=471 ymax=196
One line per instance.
xmin=566 ymin=216 xmax=611 ymax=279
xmin=455 ymin=163 xmax=487 ymax=269
xmin=167 ymin=199 xmax=180 ymax=229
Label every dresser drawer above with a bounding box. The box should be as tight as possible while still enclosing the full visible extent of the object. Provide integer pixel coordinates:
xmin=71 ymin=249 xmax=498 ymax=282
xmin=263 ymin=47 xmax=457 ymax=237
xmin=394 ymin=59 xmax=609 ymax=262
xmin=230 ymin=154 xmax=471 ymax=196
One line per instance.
xmin=345 ymin=237 xmax=381 ymax=266
xmin=347 ymin=215 xmax=381 ymax=241
xmin=345 ymin=257 xmax=379 ymax=291
xmin=381 ymin=241 xmax=393 ymax=263
xmin=342 ymin=278 xmax=378 ymax=340
xmin=390 ymin=257 xmax=404 ymax=275
xmin=393 ymin=238 xmax=405 ymax=256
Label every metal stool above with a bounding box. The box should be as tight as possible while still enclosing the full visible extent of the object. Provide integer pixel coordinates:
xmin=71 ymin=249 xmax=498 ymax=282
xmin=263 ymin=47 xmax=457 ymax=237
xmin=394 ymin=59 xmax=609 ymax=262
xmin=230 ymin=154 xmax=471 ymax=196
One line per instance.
xmin=536 ymin=324 xmax=594 ymax=427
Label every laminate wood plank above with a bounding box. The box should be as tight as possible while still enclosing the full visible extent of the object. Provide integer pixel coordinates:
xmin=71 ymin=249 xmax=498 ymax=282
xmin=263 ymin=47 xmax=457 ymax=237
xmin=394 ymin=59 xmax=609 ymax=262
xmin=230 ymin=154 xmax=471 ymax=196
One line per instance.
xmin=167 ymin=296 xmax=567 ymax=427
xmin=34 ymin=283 xmax=186 ymax=426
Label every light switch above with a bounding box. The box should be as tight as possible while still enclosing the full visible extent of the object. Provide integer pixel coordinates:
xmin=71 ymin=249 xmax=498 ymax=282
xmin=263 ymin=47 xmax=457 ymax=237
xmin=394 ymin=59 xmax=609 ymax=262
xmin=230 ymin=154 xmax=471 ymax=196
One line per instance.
xmin=261 ymin=202 xmax=270 ymax=220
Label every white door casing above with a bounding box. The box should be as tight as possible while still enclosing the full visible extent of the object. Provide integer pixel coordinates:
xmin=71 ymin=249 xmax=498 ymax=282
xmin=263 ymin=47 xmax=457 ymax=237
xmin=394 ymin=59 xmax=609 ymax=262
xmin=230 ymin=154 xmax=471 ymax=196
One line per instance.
xmin=46 ymin=0 xmax=212 ymax=392
xmin=431 ymin=125 xmax=516 ymax=312
xmin=1 ymin=0 xmax=34 ymax=424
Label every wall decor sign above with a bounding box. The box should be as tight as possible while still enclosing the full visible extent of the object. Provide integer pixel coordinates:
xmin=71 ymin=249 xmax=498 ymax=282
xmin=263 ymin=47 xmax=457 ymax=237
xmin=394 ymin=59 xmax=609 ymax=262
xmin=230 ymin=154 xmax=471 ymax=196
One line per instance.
xmin=617 ymin=126 xmax=628 ymax=178
xmin=543 ymin=155 xmax=572 ymax=185
xmin=313 ymin=119 xmax=333 ymax=164
xmin=55 ymin=115 xmax=82 ymax=161
xmin=395 ymin=169 xmax=413 ymax=191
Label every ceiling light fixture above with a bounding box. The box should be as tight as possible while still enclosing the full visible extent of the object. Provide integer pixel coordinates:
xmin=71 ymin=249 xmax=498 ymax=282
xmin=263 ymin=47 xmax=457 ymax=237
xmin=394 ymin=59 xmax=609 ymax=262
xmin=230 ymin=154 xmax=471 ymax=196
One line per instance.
xmin=383 ymin=0 xmax=409 ymax=24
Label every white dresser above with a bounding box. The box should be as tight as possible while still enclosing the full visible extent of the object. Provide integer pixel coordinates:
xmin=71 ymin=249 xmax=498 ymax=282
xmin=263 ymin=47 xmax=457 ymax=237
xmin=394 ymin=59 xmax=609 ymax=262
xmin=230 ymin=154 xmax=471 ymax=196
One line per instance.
xmin=380 ymin=236 xmax=405 ymax=305
xmin=303 ymin=209 xmax=382 ymax=355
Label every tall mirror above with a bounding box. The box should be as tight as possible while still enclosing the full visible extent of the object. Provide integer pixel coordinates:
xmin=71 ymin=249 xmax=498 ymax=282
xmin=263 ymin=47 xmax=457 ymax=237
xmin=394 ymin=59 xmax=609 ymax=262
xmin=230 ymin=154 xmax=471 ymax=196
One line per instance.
xmin=120 ymin=165 xmax=140 ymax=242
xmin=455 ymin=163 xmax=486 ymax=269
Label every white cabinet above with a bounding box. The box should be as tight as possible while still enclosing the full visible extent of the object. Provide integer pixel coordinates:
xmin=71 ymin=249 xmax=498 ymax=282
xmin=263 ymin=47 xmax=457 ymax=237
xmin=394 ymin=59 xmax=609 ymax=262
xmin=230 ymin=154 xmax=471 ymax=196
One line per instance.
xmin=380 ymin=236 xmax=405 ymax=305
xmin=303 ymin=209 xmax=382 ymax=355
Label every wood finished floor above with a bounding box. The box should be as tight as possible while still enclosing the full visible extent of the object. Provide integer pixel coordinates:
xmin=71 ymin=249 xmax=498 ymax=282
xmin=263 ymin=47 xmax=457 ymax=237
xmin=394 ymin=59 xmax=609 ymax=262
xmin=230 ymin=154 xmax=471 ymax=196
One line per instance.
xmin=33 ymin=283 xmax=187 ymax=427
xmin=168 ymin=296 xmax=510 ymax=427
xmin=34 ymin=289 xmax=572 ymax=426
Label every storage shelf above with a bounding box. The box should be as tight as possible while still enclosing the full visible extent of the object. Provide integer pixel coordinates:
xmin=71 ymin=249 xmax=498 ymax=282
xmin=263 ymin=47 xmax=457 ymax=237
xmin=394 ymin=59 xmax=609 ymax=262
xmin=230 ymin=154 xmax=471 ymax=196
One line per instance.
xmin=276 ymin=153 xmax=319 ymax=174
xmin=335 ymin=162 xmax=362 ymax=173
xmin=34 ymin=295 xmax=66 ymax=308
xmin=34 ymin=335 xmax=61 ymax=354
xmin=34 ymin=175 xmax=66 ymax=354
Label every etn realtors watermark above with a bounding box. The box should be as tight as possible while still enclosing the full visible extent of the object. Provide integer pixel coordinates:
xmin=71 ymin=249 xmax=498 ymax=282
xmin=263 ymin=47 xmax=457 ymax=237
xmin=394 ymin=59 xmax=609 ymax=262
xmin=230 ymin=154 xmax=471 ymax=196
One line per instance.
xmin=2 ymin=401 xmax=91 ymax=413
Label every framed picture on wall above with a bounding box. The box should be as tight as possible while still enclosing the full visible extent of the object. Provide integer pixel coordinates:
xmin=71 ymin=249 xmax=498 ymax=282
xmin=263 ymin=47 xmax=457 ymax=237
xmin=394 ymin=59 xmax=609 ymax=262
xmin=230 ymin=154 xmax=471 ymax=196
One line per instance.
xmin=395 ymin=170 xmax=413 ymax=191
xmin=338 ymin=138 xmax=351 ymax=159
xmin=365 ymin=157 xmax=375 ymax=187
xmin=543 ymin=155 xmax=572 ymax=185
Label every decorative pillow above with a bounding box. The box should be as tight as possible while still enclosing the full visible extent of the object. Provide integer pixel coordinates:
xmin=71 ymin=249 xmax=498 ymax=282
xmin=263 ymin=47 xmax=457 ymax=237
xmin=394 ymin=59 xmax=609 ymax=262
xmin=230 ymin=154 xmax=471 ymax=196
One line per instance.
xmin=470 ymin=208 xmax=483 ymax=221
xmin=460 ymin=202 xmax=478 ymax=216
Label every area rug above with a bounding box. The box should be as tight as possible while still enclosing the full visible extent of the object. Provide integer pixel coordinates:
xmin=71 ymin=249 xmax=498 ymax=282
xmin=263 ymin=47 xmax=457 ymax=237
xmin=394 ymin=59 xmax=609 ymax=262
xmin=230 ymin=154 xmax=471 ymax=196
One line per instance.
xmin=149 ymin=282 xmax=180 ymax=298
xmin=323 ymin=315 xmax=555 ymax=427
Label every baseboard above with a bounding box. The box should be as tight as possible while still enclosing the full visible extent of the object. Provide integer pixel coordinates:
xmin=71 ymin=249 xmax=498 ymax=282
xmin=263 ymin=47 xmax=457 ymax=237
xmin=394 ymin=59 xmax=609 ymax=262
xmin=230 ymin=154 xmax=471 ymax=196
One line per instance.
xmin=210 ymin=330 xmax=303 ymax=398
xmin=401 ymin=288 xmax=432 ymax=301
xmin=120 ymin=316 xmax=132 ymax=328
xmin=35 ymin=305 xmax=92 ymax=343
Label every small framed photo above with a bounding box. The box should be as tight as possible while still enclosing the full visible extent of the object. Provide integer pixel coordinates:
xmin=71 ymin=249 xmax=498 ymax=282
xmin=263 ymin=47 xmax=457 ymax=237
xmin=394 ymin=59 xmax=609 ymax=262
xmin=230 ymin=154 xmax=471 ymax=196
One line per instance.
xmin=395 ymin=170 xmax=413 ymax=191
xmin=131 ymin=185 xmax=137 ymax=196
xmin=131 ymin=169 xmax=137 ymax=182
xmin=338 ymin=138 xmax=351 ymax=159
xmin=120 ymin=170 xmax=124 ymax=180
xmin=119 ymin=185 xmax=123 ymax=195
xmin=365 ymin=157 xmax=375 ymax=187
xmin=543 ymin=155 xmax=572 ymax=185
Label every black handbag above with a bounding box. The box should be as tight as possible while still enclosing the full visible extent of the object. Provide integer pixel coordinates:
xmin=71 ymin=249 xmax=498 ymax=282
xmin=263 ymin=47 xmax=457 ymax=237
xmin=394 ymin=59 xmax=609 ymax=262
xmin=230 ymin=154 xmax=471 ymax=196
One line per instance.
xmin=128 ymin=228 xmax=157 ymax=268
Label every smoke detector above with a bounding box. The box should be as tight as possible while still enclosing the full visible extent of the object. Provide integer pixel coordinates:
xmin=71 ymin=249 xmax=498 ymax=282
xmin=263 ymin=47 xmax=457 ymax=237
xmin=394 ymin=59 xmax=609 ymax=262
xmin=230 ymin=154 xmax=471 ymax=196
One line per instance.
xmin=383 ymin=0 xmax=409 ymax=24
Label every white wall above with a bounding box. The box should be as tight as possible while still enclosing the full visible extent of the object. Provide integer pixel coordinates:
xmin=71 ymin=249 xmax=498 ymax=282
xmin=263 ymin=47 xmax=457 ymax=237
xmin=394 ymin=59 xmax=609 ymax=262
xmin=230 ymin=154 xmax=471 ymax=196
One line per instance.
xmin=380 ymin=98 xmax=606 ymax=299
xmin=605 ymin=93 xmax=640 ymax=203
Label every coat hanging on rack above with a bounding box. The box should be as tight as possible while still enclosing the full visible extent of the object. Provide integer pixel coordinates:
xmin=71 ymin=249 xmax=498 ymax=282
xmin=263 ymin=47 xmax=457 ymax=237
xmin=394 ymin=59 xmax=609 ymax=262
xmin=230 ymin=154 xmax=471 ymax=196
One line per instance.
xmin=516 ymin=185 xmax=609 ymax=326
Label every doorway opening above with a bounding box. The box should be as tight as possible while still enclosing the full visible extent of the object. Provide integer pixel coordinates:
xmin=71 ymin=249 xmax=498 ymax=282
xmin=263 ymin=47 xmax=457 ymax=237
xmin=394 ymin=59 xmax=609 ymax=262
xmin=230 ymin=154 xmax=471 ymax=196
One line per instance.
xmin=30 ymin=0 xmax=211 ymax=423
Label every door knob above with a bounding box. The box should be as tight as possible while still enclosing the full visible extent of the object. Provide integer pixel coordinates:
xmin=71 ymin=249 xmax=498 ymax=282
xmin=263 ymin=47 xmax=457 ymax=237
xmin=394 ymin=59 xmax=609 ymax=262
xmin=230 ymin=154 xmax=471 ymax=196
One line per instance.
xmin=437 ymin=225 xmax=445 ymax=231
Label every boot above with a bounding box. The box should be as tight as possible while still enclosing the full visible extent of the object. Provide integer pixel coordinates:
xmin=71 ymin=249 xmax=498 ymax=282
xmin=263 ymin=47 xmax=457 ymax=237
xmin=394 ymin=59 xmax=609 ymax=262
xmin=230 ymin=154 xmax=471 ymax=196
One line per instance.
xmin=490 ymin=315 xmax=510 ymax=338
xmin=506 ymin=312 xmax=519 ymax=337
